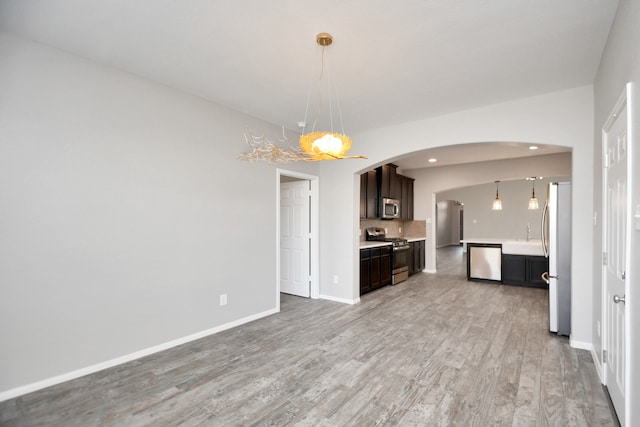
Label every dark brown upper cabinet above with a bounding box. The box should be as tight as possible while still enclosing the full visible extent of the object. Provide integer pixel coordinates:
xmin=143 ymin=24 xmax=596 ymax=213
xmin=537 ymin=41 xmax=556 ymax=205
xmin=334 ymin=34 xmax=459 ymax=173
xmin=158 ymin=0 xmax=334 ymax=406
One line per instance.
xmin=359 ymin=163 xmax=414 ymax=220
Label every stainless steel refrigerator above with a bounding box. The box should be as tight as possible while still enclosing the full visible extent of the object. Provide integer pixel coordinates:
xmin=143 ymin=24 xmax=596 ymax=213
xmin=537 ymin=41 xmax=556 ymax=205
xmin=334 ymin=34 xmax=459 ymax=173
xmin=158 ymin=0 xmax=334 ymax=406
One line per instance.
xmin=541 ymin=182 xmax=572 ymax=336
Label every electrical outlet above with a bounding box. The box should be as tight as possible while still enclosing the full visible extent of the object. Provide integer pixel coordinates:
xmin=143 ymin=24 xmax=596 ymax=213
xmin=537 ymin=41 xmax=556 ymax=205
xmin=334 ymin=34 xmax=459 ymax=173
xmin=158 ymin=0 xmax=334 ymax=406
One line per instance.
xmin=333 ymin=275 xmax=339 ymax=284
xmin=220 ymin=294 xmax=227 ymax=306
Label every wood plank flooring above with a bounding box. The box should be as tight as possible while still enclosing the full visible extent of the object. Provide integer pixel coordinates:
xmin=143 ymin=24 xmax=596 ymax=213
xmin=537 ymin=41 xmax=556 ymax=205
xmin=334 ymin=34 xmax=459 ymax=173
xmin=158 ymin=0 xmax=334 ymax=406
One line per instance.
xmin=0 ymin=246 xmax=617 ymax=426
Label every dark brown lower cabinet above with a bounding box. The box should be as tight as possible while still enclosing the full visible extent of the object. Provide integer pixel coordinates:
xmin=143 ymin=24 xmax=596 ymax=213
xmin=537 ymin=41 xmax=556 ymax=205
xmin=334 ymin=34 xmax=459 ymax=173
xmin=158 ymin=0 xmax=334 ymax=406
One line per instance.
xmin=502 ymin=254 xmax=548 ymax=288
xmin=409 ymin=240 xmax=426 ymax=275
xmin=527 ymin=256 xmax=549 ymax=287
xmin=360 ymin=246 xmax=392 ymax=295
xmin=380 ymin=248 xmax=392 ymax=286
xmin=360 ymin=249 xmax=372 ymax=294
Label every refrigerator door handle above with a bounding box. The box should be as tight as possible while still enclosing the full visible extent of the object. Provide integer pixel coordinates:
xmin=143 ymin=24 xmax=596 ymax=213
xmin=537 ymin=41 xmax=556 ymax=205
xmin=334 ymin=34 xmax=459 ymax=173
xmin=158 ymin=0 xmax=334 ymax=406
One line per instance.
xmin=541 ymin=271 xmax=558 ymax=284
xmin=541 ymin=201 xmax=549 ymax=257
xmin=541 ymin=271 xmax=549 ymax=284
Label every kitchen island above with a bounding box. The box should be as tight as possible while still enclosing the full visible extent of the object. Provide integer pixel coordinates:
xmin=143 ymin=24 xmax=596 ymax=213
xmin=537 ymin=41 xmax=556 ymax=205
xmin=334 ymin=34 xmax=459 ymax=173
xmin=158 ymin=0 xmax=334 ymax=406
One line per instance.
xmin=462 ymin=238 xmax=548 ymax=288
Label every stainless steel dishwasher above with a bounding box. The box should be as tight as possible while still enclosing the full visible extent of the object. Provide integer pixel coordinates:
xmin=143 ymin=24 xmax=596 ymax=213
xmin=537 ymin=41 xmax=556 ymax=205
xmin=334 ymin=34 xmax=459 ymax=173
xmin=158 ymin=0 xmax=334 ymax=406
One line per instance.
xmin=467 ymin=243 xmax=502 ymax=281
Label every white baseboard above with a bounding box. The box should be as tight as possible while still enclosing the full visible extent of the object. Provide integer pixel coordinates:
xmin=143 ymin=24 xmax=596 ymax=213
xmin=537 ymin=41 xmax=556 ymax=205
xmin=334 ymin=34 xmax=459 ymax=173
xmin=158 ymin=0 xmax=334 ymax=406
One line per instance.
xmin=0 ymin=307 xmax=279 ymax=403
xmin=319 ymin=294 xmax=360 ymax=305
xmin=569 ymin=338 xmax=593 ymax=351
xmin=424 ymin=269 xmax=437 ymax=274
xmin=591 ymin=347 xmax=604 ymax=382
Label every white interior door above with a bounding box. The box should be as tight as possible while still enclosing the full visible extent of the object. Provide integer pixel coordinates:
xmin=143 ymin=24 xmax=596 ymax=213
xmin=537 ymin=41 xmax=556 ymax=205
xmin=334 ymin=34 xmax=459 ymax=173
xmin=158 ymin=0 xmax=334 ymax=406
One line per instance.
xmin=603 ymin=91 xmax=628 ymax=425
xmin=280 ymin=180 xmax=310 ymax=297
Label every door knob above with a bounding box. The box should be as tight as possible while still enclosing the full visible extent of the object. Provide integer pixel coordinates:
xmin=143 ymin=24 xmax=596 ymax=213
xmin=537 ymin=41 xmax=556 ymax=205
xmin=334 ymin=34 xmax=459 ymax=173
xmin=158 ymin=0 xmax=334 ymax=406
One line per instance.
xmin=613 ymin=294 xmax=625 ymax=304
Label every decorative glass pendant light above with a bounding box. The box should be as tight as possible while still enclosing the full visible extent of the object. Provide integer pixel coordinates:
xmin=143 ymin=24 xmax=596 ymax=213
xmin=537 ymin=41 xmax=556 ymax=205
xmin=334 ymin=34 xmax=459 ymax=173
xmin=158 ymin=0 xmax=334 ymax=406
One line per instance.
xmin=492 ymin=180 xmax=503 ymax=211
xmin=528 ymin=177 xmax=539 ymax=210
xmin=298 ymin=33 xmax=364 ymax=161
xmin=240 ymin=33 xmax=365 ymax=163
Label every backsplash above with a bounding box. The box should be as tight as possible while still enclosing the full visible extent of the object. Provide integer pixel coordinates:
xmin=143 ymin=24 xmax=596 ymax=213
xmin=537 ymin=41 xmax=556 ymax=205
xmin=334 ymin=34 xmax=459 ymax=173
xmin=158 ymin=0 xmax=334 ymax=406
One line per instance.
xmin=403 ymin=220 xmax=426 ymax=238
xmin=360 ymin=219 xmax=426 ymax=241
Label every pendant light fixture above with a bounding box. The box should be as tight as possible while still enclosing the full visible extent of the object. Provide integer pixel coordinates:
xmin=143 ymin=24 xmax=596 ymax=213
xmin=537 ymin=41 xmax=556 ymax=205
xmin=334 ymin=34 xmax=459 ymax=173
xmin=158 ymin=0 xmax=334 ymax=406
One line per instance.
xmin=298 ymin=33 xmax=365 ymax=161
xmin=492 ymin=180 xmax=503 ymax=211
xmin=527 ymin=177 xmax=539 ymax=210
xmin=240 ymin=33 xmax=366 ymax=163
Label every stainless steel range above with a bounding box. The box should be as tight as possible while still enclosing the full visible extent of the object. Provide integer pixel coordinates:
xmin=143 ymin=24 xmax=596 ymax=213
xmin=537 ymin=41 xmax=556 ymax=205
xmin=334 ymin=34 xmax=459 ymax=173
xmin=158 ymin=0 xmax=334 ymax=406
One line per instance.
xmin=365 ymin=227 xmax=410 ymax=285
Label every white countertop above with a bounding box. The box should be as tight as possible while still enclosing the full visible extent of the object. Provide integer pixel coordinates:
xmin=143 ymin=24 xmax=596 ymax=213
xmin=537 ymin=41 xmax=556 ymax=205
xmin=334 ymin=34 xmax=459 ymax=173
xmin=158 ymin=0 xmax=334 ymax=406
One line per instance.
xmin=462 ymin=238 xmax=544 ymax=256
xmin=359 ymin=241 xmax=393 ymax=249
xmin=359 ymin=236 xmax=425 ymax=249
xmin=461 ymin=238 xmax=505 ymax=245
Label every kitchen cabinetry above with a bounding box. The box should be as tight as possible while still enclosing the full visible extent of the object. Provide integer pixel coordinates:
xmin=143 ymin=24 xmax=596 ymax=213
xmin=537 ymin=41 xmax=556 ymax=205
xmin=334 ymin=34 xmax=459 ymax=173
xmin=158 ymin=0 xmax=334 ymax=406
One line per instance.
xmin=359 ymin=164 xmax=414 ymax=219
xmin=502 ymin=254 xmax=548 ymax=288
xmin=408 ymin=239 xmax=425 ymax=274
xmin=378 ymin=164 xmax=399 ymax=199
xmin=359 ymin=170 xmax=378 ymax=219
xmin=401 ymin=176 xmax=414 ymax=220
xmin=360 ymin=245 xmax=392 ymax=295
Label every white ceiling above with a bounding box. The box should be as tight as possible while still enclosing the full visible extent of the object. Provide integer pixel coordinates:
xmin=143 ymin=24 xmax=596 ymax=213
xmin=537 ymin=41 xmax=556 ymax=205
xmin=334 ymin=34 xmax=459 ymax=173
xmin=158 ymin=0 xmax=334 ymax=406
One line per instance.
xmin=394 ymin=142 xmax=570 ymax=171
xmin=0 ymin=0 xmax=618 ymax=168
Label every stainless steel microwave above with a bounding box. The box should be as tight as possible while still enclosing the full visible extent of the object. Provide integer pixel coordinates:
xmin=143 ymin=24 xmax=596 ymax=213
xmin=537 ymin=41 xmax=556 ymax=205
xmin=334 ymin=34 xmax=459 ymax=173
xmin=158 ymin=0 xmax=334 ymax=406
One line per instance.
xmin=381 ymin=197 xmax=400 ymax=219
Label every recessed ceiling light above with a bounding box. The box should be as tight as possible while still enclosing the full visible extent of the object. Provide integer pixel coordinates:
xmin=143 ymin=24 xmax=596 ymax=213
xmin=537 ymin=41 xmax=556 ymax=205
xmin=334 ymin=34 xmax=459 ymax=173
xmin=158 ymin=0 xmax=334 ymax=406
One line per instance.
xmin=428 ymin=158 xmax=437 ymax=163
xmin=529 ymin=145 xmax=539 ymax=150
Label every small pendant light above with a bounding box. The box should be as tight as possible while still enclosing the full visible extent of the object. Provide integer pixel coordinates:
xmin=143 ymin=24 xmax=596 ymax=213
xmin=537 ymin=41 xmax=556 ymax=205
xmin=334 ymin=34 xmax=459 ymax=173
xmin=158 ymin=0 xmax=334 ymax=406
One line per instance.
xmin=528 ymin=178 xmax=539 ymax=210
xmin=492 ymin=180 xmax=503 ymax=211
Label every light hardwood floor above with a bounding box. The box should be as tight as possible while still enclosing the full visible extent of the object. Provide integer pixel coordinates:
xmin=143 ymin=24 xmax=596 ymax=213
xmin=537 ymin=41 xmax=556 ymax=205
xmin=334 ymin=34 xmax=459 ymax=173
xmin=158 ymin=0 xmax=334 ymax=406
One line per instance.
xmin=0 ymin=247 xmax=617 ymax=426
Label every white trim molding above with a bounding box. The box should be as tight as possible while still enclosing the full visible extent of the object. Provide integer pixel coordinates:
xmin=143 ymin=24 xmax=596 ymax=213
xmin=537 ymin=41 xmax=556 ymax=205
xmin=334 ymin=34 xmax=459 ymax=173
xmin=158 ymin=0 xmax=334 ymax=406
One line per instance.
xmin=320 ymin=294 xmax=360 ymax=305
xmin=276 ymin=169 xmax=320 ymax=302
xmin=592 ymin=347 xmax=604 ymax=383
xmin=570 ymin=338 xmax=593 ymax=352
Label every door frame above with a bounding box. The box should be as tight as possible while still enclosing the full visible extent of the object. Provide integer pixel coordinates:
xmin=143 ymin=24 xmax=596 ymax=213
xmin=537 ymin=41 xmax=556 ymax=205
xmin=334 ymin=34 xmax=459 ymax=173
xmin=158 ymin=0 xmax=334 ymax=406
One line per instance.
xmin=276 ymin=169 xmax=320 ymax=309
xmin=601 ymin=82 xmax=633 ymax=424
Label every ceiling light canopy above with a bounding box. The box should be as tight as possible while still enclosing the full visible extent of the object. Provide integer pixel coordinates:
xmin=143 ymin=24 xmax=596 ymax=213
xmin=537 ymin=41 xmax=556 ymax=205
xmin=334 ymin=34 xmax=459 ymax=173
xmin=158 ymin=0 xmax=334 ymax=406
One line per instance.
xmin=240 ymin=33 xmax=365 ymax=163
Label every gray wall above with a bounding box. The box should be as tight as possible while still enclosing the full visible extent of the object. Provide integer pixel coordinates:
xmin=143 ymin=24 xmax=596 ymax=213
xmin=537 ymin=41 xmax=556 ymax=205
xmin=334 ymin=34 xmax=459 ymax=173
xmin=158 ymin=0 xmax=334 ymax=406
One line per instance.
xmin=438 ymin=177 xmax=570 ymax=242
xmin=436 ymin=200 xmax=462 ymax=247
xmin=592 ymin=0 xmax=640 ymax=422
xmin=0 ymin=33 xmax=317 ymax=394
xmin=408 ymin=152 xmax=572 ymax=270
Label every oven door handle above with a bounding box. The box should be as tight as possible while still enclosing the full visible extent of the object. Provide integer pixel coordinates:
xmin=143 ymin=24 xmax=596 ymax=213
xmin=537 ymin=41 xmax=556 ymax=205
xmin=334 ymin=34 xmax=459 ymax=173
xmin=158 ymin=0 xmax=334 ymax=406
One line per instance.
xmin=393 ymin=245 xmax=410 ymax=251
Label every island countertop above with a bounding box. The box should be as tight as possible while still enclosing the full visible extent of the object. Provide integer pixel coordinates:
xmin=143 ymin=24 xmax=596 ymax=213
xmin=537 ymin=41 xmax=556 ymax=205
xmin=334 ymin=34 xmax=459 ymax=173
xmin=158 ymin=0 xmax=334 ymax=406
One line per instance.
xmin=461 ymin=238 xmax=544 ymax=256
